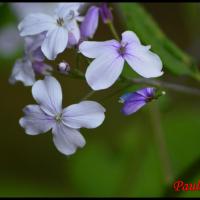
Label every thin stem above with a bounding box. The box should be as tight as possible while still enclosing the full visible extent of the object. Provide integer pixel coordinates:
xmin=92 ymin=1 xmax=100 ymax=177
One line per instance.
xmin=149 ymin=102 xmax=173 ymax=184
xmin=81 ymin=90 xmax=96 ymax=101
xmin=107 ymin=21 xmax=120 ymax=41
xmin=67 ymin=68 xmax=200 ymax=97
xmin=124 ymin=76 xmax=200 ymax=97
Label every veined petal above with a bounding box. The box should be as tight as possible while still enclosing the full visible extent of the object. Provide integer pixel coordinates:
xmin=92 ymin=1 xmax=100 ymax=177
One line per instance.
xmin=80 ymin=6 xmax=99 ymax=39
xmin=41 ymin=27 xmax=68 ymax=60
xmin=24 ymin=33 xmax=46 ymax=55
xmin=32 ymin=76 xmax=62 ymax=116
xmin=120 ymin=87 xmax=156 ymax=115
xmin=9 ymin=58 xmax=35 ymax=86
xmin=86 ymin=53 xmax=124 ymax=90
xmin=122 ymin=100 xmax=146 ymax=115
xmin=62 ymin=101 xmax=106 ymax=129
xmin=32 ymin=62 xmax=53 ymax=75
xmin=18 ymin=13 xmax=56 ymax=36
xmin=19 ymin=105 xmax=55 ymax=135
xmin=52 ymin=123 xmax=86 ymax=155
xmin=79 ymin=40 xmax=120 ymax=58
xmin=121 ymin=31 xmax=141 ymax=45
xmin=67 ymin=20 xmax=80 ymax=44
xmin=124 ymin=47 xmax=163 ymax=78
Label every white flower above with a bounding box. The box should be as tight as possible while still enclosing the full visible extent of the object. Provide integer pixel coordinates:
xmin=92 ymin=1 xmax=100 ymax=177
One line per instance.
xmin=19 ymin=76 xmax=106 ymax=155
xmin=79 ymin=31 xmax=164 ymax=91
xmin=18 ymin=3 xmax=83 ymax=60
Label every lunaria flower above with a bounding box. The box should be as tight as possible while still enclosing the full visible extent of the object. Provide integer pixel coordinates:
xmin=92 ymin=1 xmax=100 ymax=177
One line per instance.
xmin=79 ymin=31 xmax=164 ymax=91
xmin=19 ymin=76 xmax=106 ymax=155
xmin=9 ymin=34 xmax=52 ymax=86
xmin=18 ymin=3 xmax=83 ymax=60
xmin=119 ymin=87 xmax=165 ymax=115
xmin=80 ymin=3 xmax=113 ymax=39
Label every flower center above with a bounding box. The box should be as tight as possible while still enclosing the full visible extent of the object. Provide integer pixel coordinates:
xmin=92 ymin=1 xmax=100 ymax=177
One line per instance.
xmin=118 ymin=42 xmax=127 ymax=56
xmin=55 ymin=113 xmax=62 ymax=123
xmin=57 ymin=18 xmax=64 ymax=26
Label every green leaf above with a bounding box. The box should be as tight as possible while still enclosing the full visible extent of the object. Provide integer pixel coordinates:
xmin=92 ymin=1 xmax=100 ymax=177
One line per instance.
xmin=118 ymin=3 xmax=200 ymax=81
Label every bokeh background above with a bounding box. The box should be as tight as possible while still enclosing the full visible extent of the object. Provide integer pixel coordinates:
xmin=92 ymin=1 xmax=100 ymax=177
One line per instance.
xmin=0 ymin=2 xmax=200 ymax=197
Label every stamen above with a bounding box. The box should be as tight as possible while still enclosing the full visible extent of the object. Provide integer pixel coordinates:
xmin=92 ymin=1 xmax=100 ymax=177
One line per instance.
xmin=57 ymin=18 xmax=64 ymax=26
xmin=55 ymin=113 xmax=62 ymax=123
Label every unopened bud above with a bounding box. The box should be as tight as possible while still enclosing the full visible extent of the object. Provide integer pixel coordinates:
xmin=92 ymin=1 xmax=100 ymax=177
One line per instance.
xmin=99 ymin=3 xmax=113 ymax=24
xmin=58 ymin=61 xmax=70 ymax=75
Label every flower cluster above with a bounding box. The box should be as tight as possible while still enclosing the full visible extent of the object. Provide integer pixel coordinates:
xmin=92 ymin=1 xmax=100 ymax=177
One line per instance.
xmin=10 ymin=3 xmax=164 ymax=156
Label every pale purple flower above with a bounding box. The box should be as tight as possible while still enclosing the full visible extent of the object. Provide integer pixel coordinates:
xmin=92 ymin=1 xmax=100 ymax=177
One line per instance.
xmin=18 ymin=3 xmax=83 ymax=60
xmin=80 ymin=3 xmax=113 ymax=40
xmin=9 ymin=34 xmax=52 ymax=86
xmin=79 ymin=31 xmax=164 ymax=91
xmin=120 ymin=87 xmax=156 ymax=115
xmin=19 ymin=76 xmax=106 ymax=155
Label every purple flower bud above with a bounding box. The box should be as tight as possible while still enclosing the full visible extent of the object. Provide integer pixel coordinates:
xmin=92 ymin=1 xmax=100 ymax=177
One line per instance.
xmin=58 ymin=61 xmax=70 ymax=75
xmin=120 ymin=87 xmax=156 ymax=115
xmin=80 ymin=6 xmax=99 ymax=39
xmin=99 ymin=3 xmax=113 ymax=24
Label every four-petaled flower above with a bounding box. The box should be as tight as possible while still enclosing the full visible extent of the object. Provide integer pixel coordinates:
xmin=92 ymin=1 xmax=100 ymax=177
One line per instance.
xmin=18 ymin=3 xmax=83 ymax=60
xmin=19 ymin=76 xmax=106 ymax=155
xmin=120 ymin=87 xmax=157 ymax=115
xmin=79 ymin=31 xmax=164 ymax=91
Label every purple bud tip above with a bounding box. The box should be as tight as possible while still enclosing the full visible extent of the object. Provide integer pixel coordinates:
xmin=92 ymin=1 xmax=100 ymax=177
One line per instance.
xmin=58 ymin=62 xmax=70 ymax=75
xmin=120 ymin=87 xmax=157 ymax=115
xmin=99 ymin=3 xmax=113 ymax=24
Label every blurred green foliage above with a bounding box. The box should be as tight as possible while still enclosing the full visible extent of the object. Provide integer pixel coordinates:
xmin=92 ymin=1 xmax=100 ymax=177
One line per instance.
xmin=119 ymin=3 xmax=200 ymax=81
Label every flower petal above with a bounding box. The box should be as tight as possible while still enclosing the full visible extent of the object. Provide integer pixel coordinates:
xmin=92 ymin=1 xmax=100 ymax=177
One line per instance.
xmin=121 ymin=30 xmax=141 ymax=45
xmin=18 ymin=13 xmax=55 ymax=36
xmin=136 ymin=87 xmax=155 ymax=98
xmin=62 ymin=101 xmax=106 ymax=129
xmin=122 ymin=100 xmax=146 ymax=115
xmin=19 ymin=105 xmax=55 ymax=135
xmin=79 ymin=40 xmax=120 ymax=58
xmin=55 ymin=3 xmax=82 ymax=18
xmin=24 ymin=33 xmax=46 ymax=56
xmin=9 ymin=58 xmax=35 ymax=86
xmin=52 ymin=123 xmax=86 ymax=155
xmin=86 ymin=53 xmax=124 ymax=90
xmin=32 ymin=62 xmax=53 ymax=75
xmin=124 ymin=46 xmax=163 ymax=78
xmin=67 ymin=20 xmax=80 ymax=45
xmin=41 ymin=27 xmax=68 ymax=60
xmin=32 ymin=76 xmax=62 ymax=116
xmin=80 ymin=6 xmax=99 ymax=39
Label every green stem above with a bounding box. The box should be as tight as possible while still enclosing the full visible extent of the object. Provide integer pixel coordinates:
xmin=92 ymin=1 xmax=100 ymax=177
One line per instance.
xmin=67 ymin=69 xmax=200 ymax=97
xmin=107 ymin=21 xmax=120 ymax=41
xmin=149 ymin=102 xmax=173 ymax=184
xmin=125 ymin=76 xmax=200 ymax=97
xmin=81 ymin=90 xmax=96 ymax=101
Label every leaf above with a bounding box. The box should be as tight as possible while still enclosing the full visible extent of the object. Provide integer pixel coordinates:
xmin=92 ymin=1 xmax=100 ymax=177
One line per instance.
xmin=118 ymin=3 xmax=200 ymax=81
